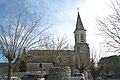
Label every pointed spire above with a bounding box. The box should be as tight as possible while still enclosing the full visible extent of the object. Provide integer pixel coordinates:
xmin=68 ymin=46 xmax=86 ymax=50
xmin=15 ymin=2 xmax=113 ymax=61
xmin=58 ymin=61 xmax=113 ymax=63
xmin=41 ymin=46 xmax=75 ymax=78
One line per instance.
xmin=75 ymin=10 xmax=85 ymax=30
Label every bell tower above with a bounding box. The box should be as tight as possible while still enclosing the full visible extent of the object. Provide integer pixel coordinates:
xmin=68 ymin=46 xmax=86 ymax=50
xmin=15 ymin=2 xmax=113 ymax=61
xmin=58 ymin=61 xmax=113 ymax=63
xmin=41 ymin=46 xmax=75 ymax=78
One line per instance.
xmin=74 ymin=11 xmax=89 ymax=52
xmin=74 ymin=10 xmax=90 ymax=74
xmin=74 ymin=11 xmax=87 ymax=52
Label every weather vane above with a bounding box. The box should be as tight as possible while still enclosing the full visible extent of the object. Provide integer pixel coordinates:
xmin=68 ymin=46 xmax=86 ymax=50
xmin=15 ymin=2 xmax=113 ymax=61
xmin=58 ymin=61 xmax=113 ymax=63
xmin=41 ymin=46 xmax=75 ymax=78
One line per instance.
xmin=77 ymin=7 xmax=79 ymax=12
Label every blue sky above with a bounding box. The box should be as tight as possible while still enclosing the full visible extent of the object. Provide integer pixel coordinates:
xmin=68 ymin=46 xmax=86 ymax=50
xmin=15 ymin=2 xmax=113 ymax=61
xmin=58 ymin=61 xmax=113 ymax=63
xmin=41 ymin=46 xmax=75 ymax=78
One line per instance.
xmin=0 ymin=0 xmax=116 ymax=62
xmin=0 ymin=0 xmax=86 ymax=62
xmin=0 ymin=0 xmax=85 ymax=34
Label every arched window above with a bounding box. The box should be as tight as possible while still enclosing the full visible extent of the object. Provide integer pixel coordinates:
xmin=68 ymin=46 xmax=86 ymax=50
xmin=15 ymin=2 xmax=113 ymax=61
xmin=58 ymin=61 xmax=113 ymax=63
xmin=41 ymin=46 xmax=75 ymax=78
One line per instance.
xmin=81 ymin=33 xmax=84 ymax=42
xmin=75 ymin=34 xmax=79 ymax=43
xmin=39 ymin=63 xmax=42 ymax=68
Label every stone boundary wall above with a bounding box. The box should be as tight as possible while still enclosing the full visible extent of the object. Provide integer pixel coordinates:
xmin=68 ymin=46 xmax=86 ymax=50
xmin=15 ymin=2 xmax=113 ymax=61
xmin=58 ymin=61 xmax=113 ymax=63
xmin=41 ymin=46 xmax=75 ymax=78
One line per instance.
xmin=0 ymin=71 xmax=47 ymax=78
xmin=48 ymin=66 xmax=71 ymax=80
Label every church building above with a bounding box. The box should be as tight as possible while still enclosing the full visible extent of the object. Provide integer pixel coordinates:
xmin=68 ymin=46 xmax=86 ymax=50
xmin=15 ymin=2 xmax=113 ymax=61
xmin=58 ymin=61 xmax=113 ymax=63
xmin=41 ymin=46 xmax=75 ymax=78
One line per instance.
xmin=26 ymin=11 xmax=90 ymax=79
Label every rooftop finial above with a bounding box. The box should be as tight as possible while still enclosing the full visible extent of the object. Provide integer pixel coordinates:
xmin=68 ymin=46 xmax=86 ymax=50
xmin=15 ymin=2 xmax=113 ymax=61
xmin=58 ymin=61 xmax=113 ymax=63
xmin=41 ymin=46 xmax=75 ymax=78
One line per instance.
xmin=77 ymin=7 xmax=79 ymax=12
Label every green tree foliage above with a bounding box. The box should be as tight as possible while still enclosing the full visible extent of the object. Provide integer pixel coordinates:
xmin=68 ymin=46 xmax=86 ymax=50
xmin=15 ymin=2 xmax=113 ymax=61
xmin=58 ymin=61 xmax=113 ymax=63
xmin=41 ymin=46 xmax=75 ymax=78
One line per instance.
xmin=20 ymin=60 xmax=27 ymax=72
xmin=98 ymin=55 xmax=120 ymax=78
xmin=19 ymin=48 xmax=27 ymax=72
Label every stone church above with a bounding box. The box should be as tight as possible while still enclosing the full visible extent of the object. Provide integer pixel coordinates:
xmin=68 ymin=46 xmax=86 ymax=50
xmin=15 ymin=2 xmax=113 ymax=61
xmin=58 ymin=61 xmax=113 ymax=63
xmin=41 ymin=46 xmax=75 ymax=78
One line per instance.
xmin=26 ymin=11 xmax=90 ymax=79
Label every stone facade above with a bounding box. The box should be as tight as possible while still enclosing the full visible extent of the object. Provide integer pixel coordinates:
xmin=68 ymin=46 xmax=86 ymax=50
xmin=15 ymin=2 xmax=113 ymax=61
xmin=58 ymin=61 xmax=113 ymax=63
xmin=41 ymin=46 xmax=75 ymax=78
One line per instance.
xmin=27 ymin=50 xmax=75 ymax=72
xmin=0 ymin=63 xmax=8 ymax=73
xmin=0 ymin=71 xmax=47 ymax=78
xmin=0 ymin=63 xmax=20 ymax=73
xmin=27 ymin=62 xmax=54 ymax=71
xmin=48 ymin=66 xmax=71 ymax=80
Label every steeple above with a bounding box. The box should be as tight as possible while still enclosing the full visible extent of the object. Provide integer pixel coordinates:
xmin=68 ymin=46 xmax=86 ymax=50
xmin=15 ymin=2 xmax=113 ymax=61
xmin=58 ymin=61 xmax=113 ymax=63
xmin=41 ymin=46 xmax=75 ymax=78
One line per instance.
xmin=75 ymin=12 xmax=85 ymax=31
xmin=74 ymin=10 xmax=86 ymax=44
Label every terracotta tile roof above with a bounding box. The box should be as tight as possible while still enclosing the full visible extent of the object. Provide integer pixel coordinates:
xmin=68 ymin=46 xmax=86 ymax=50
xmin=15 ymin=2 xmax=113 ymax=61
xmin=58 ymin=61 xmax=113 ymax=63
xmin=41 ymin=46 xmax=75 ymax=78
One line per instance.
xmin=27 ymin=50 xmax=74 ymax=56
xmin=28 ymin=56 xmax=51 ymax=63
xmin=27 ymin=50 xmax=75 ymax=63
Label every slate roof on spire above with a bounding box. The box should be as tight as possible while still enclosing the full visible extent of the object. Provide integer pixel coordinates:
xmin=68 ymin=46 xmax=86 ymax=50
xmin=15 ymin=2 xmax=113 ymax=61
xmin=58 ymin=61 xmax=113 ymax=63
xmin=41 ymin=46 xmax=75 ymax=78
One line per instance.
xmin=75 ymin=12 xmax=85 ymax=30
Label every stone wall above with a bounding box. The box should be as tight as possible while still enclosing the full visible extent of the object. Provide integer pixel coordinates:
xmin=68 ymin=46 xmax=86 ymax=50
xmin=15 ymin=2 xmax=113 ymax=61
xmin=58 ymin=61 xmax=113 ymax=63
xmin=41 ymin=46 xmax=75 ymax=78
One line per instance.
xmin=0 ymin=63 xmax=8 ymax=73
xmin=48 ymin=66 xmax=71 ymax=80
xmin=0 ymin=71 xmax=47 ymax=78
xmin=27 ymin=62 xmax=54 ymax=71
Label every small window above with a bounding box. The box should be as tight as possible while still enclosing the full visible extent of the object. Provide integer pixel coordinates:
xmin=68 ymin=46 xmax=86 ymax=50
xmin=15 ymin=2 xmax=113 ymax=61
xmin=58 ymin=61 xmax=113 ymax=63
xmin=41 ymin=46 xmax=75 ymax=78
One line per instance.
xmin=75 ymin=34 xmax=79 ymax=43
xmin=39 ymin=63 xmax=42 ymax=68
xmin=75 ymin=35 xmax=77 ymax=43
xmin=81 ymin=34 xmax=84 ymax=42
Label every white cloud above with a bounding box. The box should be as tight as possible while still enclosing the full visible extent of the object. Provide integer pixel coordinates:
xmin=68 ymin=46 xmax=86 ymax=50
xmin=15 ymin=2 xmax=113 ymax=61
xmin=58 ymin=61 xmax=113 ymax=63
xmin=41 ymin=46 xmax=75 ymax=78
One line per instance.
xmin=52 ymin=0 xmax=111 ymax=43
xmin=80 ymin=0 xmax=115 ymax=57
xmin=52 ymin=0 xmax=115 ymax=57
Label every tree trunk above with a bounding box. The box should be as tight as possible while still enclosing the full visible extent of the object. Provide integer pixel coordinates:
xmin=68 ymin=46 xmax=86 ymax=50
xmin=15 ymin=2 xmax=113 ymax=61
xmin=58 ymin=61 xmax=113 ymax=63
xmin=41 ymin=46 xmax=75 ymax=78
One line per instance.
xmin=7 ymin=60 xmax=13 ymax=80
xmin=93 ymin=77 xmax=97 ymax=80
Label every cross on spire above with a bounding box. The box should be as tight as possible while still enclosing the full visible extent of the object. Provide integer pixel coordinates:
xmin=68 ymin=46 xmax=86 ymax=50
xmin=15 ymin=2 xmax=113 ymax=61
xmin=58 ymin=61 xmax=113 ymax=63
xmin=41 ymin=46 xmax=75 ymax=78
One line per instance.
xmin=75 ymin=8 xmax=85 ymax=31
xmin=77 ymin=8 xmax=79 ymax=12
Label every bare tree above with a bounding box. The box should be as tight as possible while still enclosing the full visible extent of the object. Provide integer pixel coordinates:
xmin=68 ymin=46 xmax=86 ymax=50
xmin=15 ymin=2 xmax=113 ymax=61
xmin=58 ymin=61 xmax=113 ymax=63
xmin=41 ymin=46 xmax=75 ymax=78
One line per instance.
xmin=44 ymin=35 xmax=73 ymax=50
xmin=0 ymin=14 xmax=49 ymax=80
xmin=96 ymin=0 xmax=120 ymax=53
xmin=90 ymin=46 xmax=104 ymax=80
xmin=43 ymin=35 xmax=73 ymax=67
xmin=90 ymin=59 xmax=103 ymax=80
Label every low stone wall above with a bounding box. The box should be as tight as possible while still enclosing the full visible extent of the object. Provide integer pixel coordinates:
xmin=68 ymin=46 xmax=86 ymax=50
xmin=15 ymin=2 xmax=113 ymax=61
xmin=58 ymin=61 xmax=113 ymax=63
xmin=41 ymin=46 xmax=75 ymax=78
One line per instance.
xmin=0 ymin=67 xmax=71 ymax=80
xmin=48 ymin=66 xmax=71 ymax=80
xmin=0 ymin=71 xmax=47 ymax=78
